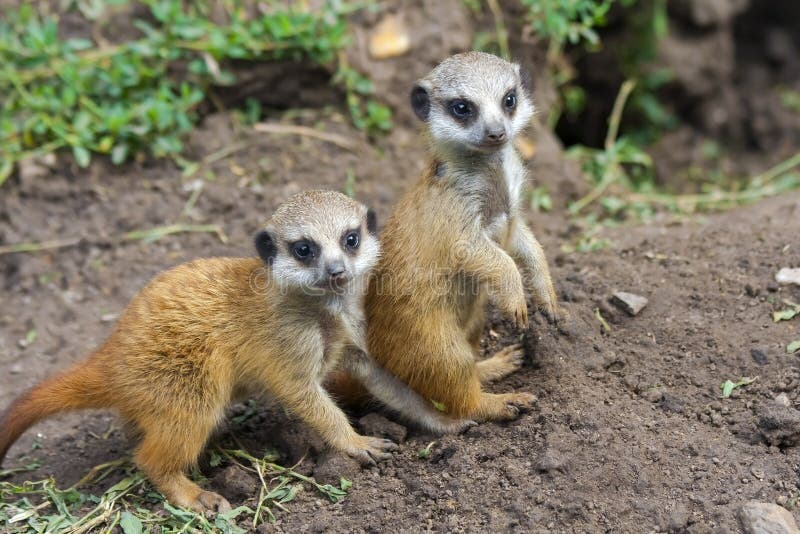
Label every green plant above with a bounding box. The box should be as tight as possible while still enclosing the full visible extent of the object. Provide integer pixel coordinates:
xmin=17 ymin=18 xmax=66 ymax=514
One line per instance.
xmin=528 ymin=186 xmax=553 ymax=212
xmin=566 ymin=79 xmax=800 ymax=224
xmin=567 ymin=80 xmax=653 ymax=215
xmin=520 ymin=0 xmax=618 ymax=47
xmin=0 ymin=1 xmax=390 ymax=185
xmin=0 ymin=448 xmax=354 ymax=532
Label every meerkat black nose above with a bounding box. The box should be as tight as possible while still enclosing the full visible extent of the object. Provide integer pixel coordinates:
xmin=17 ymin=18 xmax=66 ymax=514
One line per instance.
xmin=486 ymin=129 xmax=506 ymax=142
xmin=326 ymin=261 xmax=346 ymax=278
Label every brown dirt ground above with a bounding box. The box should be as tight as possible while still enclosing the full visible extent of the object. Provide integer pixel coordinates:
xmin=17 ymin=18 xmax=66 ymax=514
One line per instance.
xmin=1 ymin=106 xmax=799 ymax=532
xmin=2 ymin=1 xmax=800 ymax=531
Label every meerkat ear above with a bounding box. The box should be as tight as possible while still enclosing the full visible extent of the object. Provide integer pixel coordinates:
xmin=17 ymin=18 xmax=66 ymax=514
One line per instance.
xmin=410 ymin=82 xmax=431 ymax=121
xmin=366 ymin=208 xmax=377 ymax=234
xmin=517 ymin=64 xmax=533 ymax=94
xmin=254 ymin=229 xmax=277 ymax=265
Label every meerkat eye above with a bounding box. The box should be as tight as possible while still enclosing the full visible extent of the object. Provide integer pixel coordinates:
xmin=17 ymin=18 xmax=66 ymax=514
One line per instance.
xmin=449 ymin=100 xmax=473 ymax=119
xmin=504 ymin=92 xmax=517 ymax=110
xmin=344 ymin=231 xmax=360 ymax=250
xmin=291 ymin=241 xmax=313 ymax=261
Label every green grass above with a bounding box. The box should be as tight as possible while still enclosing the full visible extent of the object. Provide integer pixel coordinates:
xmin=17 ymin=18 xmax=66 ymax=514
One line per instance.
xmin=0 ymin=449 xmax=352 ymax=532
xmin=0 ymin=0 xmax=390 ymax=186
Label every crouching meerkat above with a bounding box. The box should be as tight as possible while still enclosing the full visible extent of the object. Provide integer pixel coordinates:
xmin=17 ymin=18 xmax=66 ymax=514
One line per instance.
xmin=0 ymin=190 xmax=469 ymax=514
xmin=364 ymin=52 xmax=563 ymax=421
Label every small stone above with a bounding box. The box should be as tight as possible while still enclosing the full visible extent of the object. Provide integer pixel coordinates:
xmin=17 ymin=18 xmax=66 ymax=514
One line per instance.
xmin=767 ymin=281 xmax=780 ymax=292
xmin=357 ymin=413 xmax=407 ymax=443
xmin=659 ymin=393 xmax=685 ymax=414
xmin=211 ymin=465 xmax=257 ymax=503
xmin=774 ymin=394 xmax=791 ymax=408
xmin=738 ymin=501 xmax=799 ymax=534
xmin=751 ymin=348 xmax=769 ymax=365
xmin=9 ymin=363 xmax=23 ymax=375
xmin=610 ymin=291 xmax=649 ymax=316
xmin=776 ymin=495 xmax=788 ymax=506
xmin=368 ymin=14 xmax=410 ymax=59
xmin=750 ymin=467 xmax=765 ymax=480
xmin=712 ymin=457 xmax=721 ymax=465
xmin=757 ymin=404 xmax=800 ymax=448
xmin=775 ymin=268 xmax=800 ymax=287
xmin=745 ymin=284 xmax=760 ymax=297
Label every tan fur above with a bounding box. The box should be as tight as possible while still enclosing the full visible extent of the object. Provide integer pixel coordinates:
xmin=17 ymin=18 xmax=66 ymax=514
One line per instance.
xmin=361 ymin=53 xmax=562 ymax=421
xmin=0 ymin=191 xmax=467 ymax=514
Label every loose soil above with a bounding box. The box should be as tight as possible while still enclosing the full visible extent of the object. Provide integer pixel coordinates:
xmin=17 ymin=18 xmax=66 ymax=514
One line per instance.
xmin=1 ymin=2 xmax=800 ymax=532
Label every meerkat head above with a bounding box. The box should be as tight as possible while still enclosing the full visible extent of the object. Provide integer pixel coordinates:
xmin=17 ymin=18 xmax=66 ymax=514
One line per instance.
xmin=253 ymin=190 xmax=379 ymax=295
xmin=410 ymin=51 xmax=534 ymax=155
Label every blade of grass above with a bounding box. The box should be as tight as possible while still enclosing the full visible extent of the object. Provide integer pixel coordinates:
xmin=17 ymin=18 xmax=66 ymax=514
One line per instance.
xmin=253 ymin=123 xmax=360 ymax=152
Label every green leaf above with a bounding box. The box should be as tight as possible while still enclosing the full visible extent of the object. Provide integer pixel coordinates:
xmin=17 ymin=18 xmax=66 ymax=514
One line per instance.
xmin=787 ymin=340 xmax=800 ymax=354
xmin=339 ymin=477 xmax=352 ymax=491
xmin=72 ymin=145 xmax=91 ymax=168
xmin=25 ymin=328 xmax=37 ymax=345
xmin=111 ymin=144 xmax=129 ymax=165
xmin=0 ymin=160 xmax=13 ymax=188
xmin=720 ymin=380 xmax=735 ymax=399
xmin=720 ymin=377 xmax=757 ymax=399
xmin=119 ymin=511 xmax=144 ymax=534
xmin=773 ymin=307 xmax=800 ymax=322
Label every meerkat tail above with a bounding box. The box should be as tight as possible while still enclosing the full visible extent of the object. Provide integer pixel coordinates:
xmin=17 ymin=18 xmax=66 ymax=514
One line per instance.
xmin=0 ymin=354 xmax=109 ymax=463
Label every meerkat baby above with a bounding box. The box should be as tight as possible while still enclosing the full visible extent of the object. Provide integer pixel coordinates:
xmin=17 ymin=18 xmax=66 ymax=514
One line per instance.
xmin=362 ymin=52 xmax=563 ymax=421
xmin=0 ymin=190 xmax=468 ymax=514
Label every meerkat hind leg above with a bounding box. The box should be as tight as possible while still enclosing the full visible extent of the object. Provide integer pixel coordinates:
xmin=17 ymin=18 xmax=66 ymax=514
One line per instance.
xmin=476 ymin=344 xmax=524 ymax=384
xmin=133 ymin=413 xmax=229 ymax=514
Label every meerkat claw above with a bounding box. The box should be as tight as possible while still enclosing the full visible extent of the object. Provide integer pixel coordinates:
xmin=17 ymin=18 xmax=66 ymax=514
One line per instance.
xmin=195 ymin=490 xmax=232 ymax=516
xmin=348 ymin=437 xmax=398 ymax=465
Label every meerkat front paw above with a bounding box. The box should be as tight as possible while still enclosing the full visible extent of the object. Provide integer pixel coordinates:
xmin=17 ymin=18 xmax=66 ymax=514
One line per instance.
xmin=345 ymin=435 xmax=399 ymax=466
xmin=193 ymin=490 xmax=233 ymax=516
xmin=499 ymin=291 xmax=529 ymax=329
xmin=531 ymin=281 xmax=564 ymax=325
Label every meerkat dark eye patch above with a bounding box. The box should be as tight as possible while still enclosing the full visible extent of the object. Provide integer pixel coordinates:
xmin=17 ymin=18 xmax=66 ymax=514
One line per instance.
xmin=342 ymin=229 xmax=360 ymax=252
xmin=411 ymin=84 xmax=430 ymax=121
xmin=290 ymin=240 xmax=317 ymax=262
xmin=448 ymin=99 xmax=474 ymax=121
xmin=366 ymin=209 xmax=377 ymax=234
xmin=254 ymin=230 xmax=277 ymax=265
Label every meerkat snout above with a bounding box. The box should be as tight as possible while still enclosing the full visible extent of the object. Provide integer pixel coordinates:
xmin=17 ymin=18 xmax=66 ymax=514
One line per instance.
xmin=411 ymin=51 xmax=534 ymax=154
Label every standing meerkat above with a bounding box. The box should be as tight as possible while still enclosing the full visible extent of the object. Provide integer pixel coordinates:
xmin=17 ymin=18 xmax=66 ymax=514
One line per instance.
xmin=0 ymin=190 xmax=468 ymax=514
xmin=363 ymin=52 xmax=563 ymax=421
